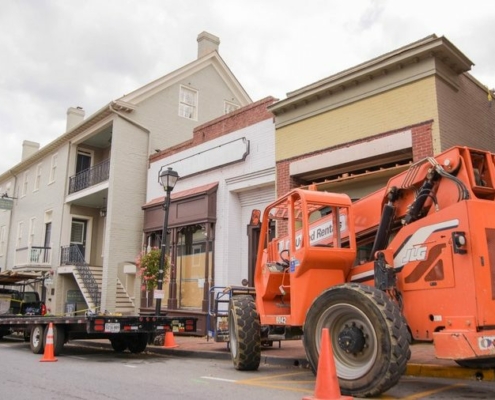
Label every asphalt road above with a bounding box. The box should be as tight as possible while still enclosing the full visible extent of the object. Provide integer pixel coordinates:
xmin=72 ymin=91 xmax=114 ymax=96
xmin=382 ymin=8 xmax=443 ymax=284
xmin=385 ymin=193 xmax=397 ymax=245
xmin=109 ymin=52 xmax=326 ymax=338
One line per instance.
xmin=1 ymin=337 xmax=495 ymax=399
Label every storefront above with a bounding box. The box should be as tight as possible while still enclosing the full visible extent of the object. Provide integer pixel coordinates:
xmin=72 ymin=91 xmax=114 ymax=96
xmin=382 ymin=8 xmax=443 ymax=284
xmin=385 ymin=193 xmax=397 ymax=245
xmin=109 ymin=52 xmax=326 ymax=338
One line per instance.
xmin=142 ymin=182 xmax=218 ymax=335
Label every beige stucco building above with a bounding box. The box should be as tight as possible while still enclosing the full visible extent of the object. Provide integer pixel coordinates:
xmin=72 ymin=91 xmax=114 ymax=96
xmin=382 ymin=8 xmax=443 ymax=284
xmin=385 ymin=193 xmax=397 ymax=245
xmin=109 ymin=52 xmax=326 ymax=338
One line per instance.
xmin=0 ymin=32 xmax=251 ymax=315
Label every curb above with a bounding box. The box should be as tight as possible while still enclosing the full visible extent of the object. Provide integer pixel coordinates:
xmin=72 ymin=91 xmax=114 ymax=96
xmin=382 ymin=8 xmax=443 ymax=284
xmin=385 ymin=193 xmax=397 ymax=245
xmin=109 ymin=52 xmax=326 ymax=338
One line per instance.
xmin=406 ymin=363 xmax=495 ymax=381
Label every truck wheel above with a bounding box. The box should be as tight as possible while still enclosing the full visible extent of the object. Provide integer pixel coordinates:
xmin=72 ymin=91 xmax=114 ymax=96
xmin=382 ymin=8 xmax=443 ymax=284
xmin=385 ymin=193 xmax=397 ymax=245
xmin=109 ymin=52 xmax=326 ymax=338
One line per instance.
xmin=110 ymin=337 xmax=128 ymax=353
xmin=30 ymin=325 xmax=45 ymax=354
xmin=44 ymin=325 xmax=65 ymax=356
xmin=127 ymin=333 xmax=149 ymax=354
xmin=228 ymin=295 xmax=261 ymax=370
xmin=0 ymin=328 xmax=10 ymax=339
xmin=455 ymin=358 xmax=495 ymax=369
xmin=303 ymin=283 xmax=410 ymax=398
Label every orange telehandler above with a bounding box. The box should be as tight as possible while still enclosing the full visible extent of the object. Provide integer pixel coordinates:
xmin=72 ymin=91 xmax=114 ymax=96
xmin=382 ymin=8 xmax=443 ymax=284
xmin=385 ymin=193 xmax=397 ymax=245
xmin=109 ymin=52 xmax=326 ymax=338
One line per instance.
xmin=227 ymin=145 xmax=495 ymax=397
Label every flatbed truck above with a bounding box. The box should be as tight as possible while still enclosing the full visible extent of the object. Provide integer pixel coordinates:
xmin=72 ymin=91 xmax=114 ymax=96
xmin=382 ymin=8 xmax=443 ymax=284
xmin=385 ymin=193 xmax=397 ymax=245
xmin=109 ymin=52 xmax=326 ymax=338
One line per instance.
xmin=0 ymin=313 xmax=197 ymax=355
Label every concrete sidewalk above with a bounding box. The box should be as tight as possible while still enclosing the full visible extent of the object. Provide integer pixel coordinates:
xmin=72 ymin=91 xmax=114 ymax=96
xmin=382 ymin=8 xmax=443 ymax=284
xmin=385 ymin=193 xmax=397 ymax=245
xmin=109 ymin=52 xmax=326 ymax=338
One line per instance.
xmin=83 ymin=335 xmax=495 ymax=382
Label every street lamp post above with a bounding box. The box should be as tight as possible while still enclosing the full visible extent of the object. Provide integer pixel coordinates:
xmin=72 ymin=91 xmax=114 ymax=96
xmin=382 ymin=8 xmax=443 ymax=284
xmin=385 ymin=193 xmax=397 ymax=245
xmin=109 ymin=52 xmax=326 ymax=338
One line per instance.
xmin=155 ymin=167 xmax=179 ymax=316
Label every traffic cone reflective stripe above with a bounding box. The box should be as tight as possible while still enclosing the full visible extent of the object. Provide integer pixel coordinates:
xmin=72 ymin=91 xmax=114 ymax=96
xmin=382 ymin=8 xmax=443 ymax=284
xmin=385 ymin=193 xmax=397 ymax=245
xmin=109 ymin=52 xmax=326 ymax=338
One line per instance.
xmin=303 ymin=328 xmax=352 ymax=400
xmin=163 ymin=331 xmax=179 ymax=348
xmin=40 ymin=322 xmax=58 ymax=362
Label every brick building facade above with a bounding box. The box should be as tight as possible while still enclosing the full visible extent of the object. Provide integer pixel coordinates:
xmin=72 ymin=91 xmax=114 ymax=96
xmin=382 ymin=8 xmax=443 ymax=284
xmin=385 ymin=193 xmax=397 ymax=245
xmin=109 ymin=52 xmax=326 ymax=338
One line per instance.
xmin=269 ymin=35 xmax=495 ymax=199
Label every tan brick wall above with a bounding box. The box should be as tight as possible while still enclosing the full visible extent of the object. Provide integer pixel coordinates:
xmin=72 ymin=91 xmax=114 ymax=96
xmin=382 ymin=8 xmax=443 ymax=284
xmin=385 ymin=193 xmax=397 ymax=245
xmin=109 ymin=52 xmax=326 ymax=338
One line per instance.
xmin=275 ymin=78 xmax=438 ymax=162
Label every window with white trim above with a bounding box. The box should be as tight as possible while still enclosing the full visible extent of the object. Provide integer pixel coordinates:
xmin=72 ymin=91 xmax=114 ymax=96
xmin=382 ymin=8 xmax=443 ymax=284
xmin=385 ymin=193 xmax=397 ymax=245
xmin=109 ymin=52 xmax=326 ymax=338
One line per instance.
xmin=17 ymin=221 xmax=23 ymax=248
xmin=179 ymin=86 xmax=198 ymax=120
xmin=29 ymin=217 xmax=36 ymax=245
xmin=49 ymin=153 xmax=58 ymax=183
xmin=34 ymin=163 xmax=42 ymax=192
xmin=21 ymin=170 xmax=29 ymax=197
xmin=224 ymin=101 xmax=240 ymax=115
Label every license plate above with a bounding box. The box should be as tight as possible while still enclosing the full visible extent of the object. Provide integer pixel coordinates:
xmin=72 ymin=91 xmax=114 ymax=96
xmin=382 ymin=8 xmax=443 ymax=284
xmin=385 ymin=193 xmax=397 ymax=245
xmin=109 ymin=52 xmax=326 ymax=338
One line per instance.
xmin=105 ymin=323 xmax=120 ymax=333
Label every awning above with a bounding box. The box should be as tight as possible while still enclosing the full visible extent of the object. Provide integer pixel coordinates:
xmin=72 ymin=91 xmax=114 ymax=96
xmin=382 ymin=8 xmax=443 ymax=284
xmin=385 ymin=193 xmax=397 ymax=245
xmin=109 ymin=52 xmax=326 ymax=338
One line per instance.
xmin=142 ymin=182 xmax=219 ymax=209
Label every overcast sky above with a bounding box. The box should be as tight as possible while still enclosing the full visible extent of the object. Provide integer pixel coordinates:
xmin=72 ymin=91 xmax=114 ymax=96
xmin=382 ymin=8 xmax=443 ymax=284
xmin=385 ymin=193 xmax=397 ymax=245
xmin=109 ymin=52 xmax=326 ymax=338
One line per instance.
xmin=1 ymin=0 xmax=494 ymax=175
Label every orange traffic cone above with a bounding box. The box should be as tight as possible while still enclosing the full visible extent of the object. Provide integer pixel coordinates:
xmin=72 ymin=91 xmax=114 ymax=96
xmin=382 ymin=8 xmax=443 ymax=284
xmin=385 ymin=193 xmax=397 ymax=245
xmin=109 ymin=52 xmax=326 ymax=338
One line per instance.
xmin=163 ymin=331 xmax=179 ymax=348
xmin=40 ymin=323 xmax=58 ymax=362
xmin=303 ymin=328 xmax=352 ymax=400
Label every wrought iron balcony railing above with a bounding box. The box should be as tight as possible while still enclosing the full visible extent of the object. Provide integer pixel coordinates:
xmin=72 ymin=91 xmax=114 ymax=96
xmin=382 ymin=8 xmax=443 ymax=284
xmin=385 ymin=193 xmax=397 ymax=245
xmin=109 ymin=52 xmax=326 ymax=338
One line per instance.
xmin=68 ymin=159 xmax=110 ymax=194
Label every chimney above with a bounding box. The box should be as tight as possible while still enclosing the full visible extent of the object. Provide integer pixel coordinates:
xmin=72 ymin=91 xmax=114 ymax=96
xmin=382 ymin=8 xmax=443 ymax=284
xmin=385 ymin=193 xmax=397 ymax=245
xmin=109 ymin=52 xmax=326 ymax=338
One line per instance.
xmin=197 ymin=31 xmax=220 ymax=58
xmin=22 ymin=140 xmax=40 ymax=161
xmin=66 ymin=106 xmax=85 ymax=131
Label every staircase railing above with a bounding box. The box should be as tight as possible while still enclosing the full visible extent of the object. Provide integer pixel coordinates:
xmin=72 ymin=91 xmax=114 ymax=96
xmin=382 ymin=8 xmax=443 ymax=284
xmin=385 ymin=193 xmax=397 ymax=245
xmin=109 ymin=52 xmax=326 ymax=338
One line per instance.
xmin=60 ymin=245 xmax=101 ymax=309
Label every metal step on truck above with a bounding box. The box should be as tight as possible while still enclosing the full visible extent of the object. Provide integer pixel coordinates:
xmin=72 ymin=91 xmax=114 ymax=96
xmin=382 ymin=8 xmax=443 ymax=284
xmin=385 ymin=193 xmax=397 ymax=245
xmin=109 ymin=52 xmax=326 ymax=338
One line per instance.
xmin=0 ymin=270 xmax=197 ymax=356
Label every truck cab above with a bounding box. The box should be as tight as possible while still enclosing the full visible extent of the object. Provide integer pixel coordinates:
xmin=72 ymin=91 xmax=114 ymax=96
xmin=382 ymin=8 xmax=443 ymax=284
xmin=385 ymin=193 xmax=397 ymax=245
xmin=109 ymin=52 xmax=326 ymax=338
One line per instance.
xmin=0 ymin=288 xmax=46 ymax=316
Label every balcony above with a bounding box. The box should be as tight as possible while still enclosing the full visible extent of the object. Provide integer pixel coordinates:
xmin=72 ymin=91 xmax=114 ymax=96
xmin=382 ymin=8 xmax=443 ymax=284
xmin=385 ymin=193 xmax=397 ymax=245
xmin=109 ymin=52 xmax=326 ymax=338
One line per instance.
xmin=68 ymin=159 xmax=110 ymax=194
xmin=14 ymin=245 xmax=52 ymax=270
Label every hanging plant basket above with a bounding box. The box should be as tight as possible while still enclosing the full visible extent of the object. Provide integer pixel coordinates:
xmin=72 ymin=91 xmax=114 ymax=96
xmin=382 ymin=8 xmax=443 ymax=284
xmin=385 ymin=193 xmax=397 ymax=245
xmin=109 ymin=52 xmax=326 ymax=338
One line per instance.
xmin=136 ymin=247 xmax=169 ymax=291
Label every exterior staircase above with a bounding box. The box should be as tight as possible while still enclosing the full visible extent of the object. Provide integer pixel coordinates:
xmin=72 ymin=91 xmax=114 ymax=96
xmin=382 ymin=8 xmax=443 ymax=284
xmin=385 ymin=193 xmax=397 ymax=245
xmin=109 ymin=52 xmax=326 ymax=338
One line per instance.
xmin=59 ymin=245 xmax=135 ymax=314
xmin=115 ymin=279 xmax=135 ymax=315
xmin=73 ymin=265 xmax=102 ymax=311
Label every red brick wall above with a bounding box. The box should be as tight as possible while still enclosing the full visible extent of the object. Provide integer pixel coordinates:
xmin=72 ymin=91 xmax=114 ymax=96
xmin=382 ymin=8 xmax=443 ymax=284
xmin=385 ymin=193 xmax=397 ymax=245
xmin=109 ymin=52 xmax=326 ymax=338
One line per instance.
xmin=411 ymin=122 xmax=434 ymax=160
xmin=276 ymin=160 xmax=304 ymax=198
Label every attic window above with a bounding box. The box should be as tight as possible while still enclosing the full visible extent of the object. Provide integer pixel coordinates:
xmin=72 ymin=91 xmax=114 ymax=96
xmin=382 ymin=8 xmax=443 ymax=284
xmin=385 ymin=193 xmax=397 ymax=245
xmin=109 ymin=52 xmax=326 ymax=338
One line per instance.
xmin=179 ymin=86 xmax=198 ymax=120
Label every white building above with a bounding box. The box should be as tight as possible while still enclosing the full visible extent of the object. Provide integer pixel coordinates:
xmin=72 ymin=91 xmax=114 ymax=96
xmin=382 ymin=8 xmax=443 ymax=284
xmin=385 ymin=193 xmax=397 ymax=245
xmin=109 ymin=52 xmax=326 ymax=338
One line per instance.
xmin=143 ymin=97 xmax=276 ymax=334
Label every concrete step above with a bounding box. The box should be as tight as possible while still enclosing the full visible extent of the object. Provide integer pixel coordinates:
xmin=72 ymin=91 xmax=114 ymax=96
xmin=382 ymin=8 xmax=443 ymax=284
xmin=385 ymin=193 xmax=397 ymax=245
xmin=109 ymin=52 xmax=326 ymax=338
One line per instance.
xmin=115 ymin=278 xmax=135 ymax=315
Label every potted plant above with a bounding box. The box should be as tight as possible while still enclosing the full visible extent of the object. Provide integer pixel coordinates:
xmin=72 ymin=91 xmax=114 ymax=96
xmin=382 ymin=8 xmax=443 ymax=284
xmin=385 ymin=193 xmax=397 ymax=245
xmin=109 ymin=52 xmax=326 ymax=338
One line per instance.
xmin=136 ymin=247 xmax=168 ymax=307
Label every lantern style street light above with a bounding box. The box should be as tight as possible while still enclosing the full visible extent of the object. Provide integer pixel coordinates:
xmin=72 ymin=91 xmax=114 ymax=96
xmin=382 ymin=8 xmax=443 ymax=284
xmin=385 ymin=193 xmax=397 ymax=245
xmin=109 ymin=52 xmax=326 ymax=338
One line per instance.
xmin=155 ymin=167 xmax=179 ymax=316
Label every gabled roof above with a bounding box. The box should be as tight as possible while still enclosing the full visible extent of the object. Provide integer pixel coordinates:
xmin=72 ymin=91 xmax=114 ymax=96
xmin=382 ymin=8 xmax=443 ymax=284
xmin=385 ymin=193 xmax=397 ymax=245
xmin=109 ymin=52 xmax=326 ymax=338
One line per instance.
xmin=119 ymin=50 xmax=251 ymax=105
xmin=0 ymin=49 xmax=251 ymax=181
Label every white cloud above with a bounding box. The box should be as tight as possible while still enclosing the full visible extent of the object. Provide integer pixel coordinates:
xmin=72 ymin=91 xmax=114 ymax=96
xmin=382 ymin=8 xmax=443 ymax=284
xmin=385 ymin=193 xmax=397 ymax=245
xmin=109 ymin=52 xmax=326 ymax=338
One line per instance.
xmin=0 ymin=0 xmax=494 ymax=174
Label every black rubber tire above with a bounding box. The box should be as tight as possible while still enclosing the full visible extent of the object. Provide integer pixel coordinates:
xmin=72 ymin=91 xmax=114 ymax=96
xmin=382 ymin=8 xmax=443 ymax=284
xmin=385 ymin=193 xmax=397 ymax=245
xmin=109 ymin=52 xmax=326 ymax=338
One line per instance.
xmin=455 ymin=357 xmax=495 ymax=369
xmin=110 ymin=337 xmax=128 ymax=353
xmin=30 ymin=325 xmax=45 ymax=354
xmin=303 ymin=283 xmax=410 ymax=398
xmin=127 ymin=333 xmax=149 ymax=354
xmin=228 ymin=295 xmax=261 ymax=370
xmin=44 ymin=324 xmax=65 ymax=356
xmin=0 ymin=328 xmax=10 ymax=339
